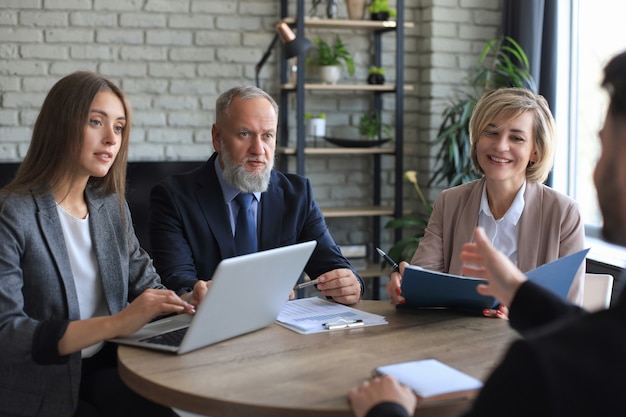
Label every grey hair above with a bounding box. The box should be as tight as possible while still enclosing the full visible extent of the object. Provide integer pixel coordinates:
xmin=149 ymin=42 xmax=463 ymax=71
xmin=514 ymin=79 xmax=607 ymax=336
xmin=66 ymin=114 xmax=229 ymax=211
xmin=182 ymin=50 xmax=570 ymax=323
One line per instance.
xmin=215 ymin=85 xmax=279 ymax=124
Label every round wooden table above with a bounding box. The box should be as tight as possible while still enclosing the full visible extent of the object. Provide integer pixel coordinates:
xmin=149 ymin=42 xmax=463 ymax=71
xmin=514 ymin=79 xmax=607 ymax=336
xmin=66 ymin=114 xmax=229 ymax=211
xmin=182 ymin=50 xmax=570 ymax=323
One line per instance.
xmin=118 ymin=300 xmax=516 ymax=417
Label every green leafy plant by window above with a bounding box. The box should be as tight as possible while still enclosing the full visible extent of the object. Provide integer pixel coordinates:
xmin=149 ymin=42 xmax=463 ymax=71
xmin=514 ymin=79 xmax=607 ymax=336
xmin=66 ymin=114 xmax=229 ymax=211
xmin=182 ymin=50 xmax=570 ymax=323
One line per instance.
xmin=429 ymin=36 xmax=536 ymax=187
xmin=307 ymin=36 xmax=355 ymax=77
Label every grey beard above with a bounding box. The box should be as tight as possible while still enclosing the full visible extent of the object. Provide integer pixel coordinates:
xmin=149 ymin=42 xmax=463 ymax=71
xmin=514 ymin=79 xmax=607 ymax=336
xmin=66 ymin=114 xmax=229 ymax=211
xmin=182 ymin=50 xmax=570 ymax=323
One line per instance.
xmin=221 ymin=148 xmax=272 ymax=193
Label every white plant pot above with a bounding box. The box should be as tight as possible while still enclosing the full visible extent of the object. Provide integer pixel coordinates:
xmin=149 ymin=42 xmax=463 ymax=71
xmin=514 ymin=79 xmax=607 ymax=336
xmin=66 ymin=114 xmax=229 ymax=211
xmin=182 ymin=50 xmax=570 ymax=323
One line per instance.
xmin=306 ymin=118 xmax=326 ymax=137
xmin=319 ymin=65 xmax=341 ymax=84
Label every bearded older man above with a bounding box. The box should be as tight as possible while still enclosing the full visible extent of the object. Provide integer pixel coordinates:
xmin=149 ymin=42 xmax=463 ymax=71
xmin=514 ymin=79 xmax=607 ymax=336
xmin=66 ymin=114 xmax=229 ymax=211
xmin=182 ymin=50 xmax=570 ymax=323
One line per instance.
xmin=149 ymin=86 xmax=363 ymax=306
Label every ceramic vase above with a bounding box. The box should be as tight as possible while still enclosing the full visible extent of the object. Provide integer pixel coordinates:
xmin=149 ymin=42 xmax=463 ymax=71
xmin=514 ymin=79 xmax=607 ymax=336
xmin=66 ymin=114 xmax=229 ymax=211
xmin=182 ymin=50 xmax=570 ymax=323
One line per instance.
xmin=346 ymin=0 xmax=367 ymax=20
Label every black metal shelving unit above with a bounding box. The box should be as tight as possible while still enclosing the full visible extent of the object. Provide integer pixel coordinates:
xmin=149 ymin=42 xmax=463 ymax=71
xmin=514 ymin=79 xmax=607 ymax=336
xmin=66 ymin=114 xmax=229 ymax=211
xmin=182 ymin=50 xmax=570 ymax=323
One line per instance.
xmin=276 ymin=0 xmax=409 ymax=299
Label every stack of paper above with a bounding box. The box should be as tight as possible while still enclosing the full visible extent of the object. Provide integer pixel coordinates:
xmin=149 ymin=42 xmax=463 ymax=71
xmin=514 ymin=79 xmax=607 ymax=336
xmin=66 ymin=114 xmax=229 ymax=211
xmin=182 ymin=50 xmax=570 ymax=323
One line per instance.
xmin=276 ymin=297 xmax=388 ymax=334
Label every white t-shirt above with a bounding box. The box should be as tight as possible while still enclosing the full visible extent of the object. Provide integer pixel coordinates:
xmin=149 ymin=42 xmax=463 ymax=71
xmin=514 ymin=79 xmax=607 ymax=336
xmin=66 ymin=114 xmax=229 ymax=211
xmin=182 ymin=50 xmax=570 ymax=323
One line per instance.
xmin=57 ymin=205 xmax=108 ymax=358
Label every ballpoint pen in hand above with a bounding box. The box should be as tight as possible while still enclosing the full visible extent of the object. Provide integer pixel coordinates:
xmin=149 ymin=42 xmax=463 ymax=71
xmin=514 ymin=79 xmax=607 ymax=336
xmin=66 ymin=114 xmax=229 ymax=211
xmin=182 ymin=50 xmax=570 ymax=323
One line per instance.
xmin=294 ymin=278 xmax=319 ymax=290
xmin=376 ymin=247 xmax=400 ymax=273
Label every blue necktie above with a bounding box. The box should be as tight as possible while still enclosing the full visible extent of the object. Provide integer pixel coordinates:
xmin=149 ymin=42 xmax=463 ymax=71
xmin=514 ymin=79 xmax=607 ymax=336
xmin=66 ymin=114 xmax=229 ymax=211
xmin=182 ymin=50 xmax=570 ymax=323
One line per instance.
xmin=234 ymin=193 xmax=257 ymax=255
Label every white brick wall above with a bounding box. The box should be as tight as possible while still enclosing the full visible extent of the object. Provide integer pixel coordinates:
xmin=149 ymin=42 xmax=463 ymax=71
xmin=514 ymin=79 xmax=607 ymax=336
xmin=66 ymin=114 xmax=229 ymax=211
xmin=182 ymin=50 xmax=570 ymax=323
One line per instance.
xmin=0 ymin=0 xmax=501 ymax=247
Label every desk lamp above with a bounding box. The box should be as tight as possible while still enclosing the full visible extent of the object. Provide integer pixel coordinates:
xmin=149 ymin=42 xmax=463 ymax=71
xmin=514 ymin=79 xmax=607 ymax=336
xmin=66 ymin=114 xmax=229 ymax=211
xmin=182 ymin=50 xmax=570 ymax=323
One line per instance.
xmin=255 ymin=22 xmax=311 ymax=88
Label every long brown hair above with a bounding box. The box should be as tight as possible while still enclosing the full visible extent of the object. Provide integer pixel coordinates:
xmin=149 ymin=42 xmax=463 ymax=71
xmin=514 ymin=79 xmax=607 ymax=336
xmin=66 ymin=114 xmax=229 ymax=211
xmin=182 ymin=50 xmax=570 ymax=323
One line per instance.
xmin=3 ymin=71 xmax=131 ymax=200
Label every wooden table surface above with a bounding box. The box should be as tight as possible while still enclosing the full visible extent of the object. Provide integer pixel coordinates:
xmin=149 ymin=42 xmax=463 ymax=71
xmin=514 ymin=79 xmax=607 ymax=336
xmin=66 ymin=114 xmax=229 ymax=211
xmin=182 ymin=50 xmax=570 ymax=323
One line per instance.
xmin=118 ymin=300 xmax=517 ymax=417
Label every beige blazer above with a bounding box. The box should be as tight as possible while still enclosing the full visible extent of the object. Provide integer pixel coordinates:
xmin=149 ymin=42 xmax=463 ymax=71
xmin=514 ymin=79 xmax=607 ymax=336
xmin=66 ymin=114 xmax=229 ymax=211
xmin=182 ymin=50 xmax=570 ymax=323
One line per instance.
xmin=411 ymin=178 xmax=586 ymax=304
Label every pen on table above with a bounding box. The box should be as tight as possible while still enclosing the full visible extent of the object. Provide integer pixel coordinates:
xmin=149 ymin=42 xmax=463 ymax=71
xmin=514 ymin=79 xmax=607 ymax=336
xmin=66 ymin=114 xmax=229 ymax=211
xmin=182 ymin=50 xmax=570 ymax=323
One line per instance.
xmin=294 ymin=278 xmax=319 ymax=290
xmin=323 ymin=319 xmax=364 ymax=330
xmin=376 ymin=247 xmax=400 ymax=273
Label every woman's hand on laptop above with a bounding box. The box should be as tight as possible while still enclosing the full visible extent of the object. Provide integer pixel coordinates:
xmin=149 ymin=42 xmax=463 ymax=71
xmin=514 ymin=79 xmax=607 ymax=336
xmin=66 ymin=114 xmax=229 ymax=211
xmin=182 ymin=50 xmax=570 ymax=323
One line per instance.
xmin=315 ymin=268 xmax=361 ymax=305
xmin=114 ymin=289 xmax=194 ymax=337
xmin=185 ymin=280 xmax=210 ymax=308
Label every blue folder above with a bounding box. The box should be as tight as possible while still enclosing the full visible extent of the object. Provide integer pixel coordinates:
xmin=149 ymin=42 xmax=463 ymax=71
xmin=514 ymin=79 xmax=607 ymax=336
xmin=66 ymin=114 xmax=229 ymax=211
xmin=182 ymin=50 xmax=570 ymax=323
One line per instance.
xmin=398 ymin=248 xmax=590 ymax=314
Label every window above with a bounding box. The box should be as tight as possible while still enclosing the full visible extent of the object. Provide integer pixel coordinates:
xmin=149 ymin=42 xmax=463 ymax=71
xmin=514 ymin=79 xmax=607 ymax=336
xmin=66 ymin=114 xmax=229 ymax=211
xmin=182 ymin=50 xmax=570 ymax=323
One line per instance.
xmin=553 ymin=0 xmax=626 ymax=227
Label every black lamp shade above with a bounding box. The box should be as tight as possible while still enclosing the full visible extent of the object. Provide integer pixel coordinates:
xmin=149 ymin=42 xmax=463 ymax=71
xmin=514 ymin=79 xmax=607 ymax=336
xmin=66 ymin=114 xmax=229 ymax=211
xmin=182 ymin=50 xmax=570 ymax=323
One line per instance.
xmin=284 ymin=37 xmax=311 ymax=59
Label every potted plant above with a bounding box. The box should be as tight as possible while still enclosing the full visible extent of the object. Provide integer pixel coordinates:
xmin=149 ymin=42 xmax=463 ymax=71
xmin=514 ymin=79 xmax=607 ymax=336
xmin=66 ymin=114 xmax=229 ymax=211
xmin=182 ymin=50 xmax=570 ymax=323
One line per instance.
xmin=305 ymin=112 xmax=327 ymax=138
xmin=358 ymin=111 xmax=391 ymax=139
xmin=345 ymin=0 xmax=367 ymax=19
xmin=367 ymin=66 xmax=385 ymax=84
xmin=307 ymin=36 xmax=355 ymax=84
xmin=429 ymin=36 xmax=536 ymax=187
xmin=368 ymin=0 xmax=397 ymax=21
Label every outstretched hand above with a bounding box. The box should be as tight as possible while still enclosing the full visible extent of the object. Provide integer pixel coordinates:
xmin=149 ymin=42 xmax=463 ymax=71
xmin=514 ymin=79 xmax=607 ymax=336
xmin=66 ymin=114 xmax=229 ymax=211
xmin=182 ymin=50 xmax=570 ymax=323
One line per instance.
xmin=460 ymin=227 xmax=527 ymax=307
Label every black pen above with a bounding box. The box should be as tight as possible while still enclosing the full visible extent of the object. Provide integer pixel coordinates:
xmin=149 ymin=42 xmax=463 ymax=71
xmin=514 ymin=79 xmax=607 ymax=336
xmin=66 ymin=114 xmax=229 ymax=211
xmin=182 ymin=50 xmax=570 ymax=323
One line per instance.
xmin=376 ymin=247 xmax=399 ymax=273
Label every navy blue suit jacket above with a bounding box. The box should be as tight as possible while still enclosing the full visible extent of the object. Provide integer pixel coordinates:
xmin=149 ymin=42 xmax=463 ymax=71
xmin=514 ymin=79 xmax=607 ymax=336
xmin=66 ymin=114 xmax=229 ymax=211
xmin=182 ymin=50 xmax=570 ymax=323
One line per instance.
xmin=149 ymin=153 xmax=363 ymax=293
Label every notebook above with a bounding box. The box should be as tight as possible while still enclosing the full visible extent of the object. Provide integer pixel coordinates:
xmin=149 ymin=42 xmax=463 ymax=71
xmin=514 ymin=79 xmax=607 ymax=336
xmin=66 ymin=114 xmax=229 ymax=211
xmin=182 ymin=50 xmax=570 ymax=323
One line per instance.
xmin=109 ymin=240 xmax=317 ymax=354
xmin=374 ymin=359 xmax=483 ymax=402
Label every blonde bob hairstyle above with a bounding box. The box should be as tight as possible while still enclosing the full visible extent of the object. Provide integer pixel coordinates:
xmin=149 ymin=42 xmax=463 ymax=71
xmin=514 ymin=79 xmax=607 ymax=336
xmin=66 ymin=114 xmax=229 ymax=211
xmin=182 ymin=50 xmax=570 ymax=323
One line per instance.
xmin=469 ymin=87 xmax=556 ymax=183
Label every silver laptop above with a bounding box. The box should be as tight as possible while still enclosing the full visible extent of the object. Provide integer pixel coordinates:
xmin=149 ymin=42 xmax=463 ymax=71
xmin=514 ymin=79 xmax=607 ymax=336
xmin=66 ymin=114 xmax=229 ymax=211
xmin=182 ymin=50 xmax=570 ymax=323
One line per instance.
xmin=109 ymin=240 xmax=317 ymax=354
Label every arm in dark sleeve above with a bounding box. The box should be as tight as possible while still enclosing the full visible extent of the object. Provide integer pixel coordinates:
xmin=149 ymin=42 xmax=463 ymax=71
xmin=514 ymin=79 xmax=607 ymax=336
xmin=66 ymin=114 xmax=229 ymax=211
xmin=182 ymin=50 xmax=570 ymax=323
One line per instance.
xmin=149 ymin=182 xmax=201 ymax=294
xmin=32 ymin=320 xmax=70 ymax=365
xmin=365 ymin=402 xmax=412 ymax=417
xmin=298 ymin=180 xmax=364 ymax=294
xmin=509 ymin=281 xmax=587 ymax=334
xmin=463 ymin=340 xmax=551 ymax=417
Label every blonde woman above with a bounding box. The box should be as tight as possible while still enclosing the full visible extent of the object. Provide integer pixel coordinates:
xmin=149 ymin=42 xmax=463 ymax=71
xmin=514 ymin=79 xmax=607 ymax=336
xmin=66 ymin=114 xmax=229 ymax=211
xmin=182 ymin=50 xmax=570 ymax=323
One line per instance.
xmin=387 ymin=88 xmax=585 ymax=316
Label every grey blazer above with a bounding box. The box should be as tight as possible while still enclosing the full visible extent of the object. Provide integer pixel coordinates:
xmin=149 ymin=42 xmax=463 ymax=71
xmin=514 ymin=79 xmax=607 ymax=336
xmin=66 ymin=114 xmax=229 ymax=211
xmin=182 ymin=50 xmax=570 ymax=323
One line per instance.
xmin=412 ymin=178 xmax=586 ymax=304
xmin=0 ymin=186 xmax=163 ymax=417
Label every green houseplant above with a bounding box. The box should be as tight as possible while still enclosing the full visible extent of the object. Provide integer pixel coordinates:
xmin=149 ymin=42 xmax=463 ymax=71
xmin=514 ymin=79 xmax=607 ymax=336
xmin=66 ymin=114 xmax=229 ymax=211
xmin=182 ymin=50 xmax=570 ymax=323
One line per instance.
xmin=358 ymin=111 xmax=391 ymax=139
xmin=384 ymin=36 xmax=535 ymax=264
xmin=368 ymin=0 xmax=397 ymax=20
xmin=304 ymin=112 xmax=326 ymax=139
xmin=307 ymin=36 xmax=355 ymax=84
xmin=367 ymin=66 xmax=385 ymax=84
xmin=429 ymin=36 xmax=536 ymax=187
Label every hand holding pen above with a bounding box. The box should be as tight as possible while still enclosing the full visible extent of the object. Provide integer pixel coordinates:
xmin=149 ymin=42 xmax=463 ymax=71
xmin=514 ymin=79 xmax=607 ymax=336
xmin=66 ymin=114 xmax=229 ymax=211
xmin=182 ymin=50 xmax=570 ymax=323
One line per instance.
xmin=377 ymin=247 xmax=407 ymax=305
xmin=376 ymin=247 xmax=399 ymax=273
xmin=294 ymin=278 xmax=319 ymax=290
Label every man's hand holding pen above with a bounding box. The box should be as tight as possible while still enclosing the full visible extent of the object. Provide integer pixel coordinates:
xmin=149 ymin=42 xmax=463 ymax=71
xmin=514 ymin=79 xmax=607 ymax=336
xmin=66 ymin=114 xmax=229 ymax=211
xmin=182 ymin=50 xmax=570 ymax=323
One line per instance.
xmin=312 ymin=268 xmax=361 ymax=305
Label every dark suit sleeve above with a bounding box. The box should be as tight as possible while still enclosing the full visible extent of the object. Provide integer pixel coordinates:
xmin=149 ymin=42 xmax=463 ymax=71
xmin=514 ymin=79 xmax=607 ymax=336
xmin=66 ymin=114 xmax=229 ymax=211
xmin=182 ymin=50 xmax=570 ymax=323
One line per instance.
xmin=365 ymin=402 xmax=411 ymax=417
xmin=149 ymin=181 xmax=201 ymax=293
xmin=297 ymin=178 xmax=364 ymax=294
xmin=463 ymin=340 xmax=551 ymax=417
xmin=509 ymin=281 xmax=587 ymax=334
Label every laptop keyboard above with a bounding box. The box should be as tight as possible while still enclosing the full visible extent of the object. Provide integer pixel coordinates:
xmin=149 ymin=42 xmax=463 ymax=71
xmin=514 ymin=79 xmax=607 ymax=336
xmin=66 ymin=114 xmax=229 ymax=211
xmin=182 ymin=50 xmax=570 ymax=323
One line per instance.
xmin=139 ymin=327 xmax=188 ymax=347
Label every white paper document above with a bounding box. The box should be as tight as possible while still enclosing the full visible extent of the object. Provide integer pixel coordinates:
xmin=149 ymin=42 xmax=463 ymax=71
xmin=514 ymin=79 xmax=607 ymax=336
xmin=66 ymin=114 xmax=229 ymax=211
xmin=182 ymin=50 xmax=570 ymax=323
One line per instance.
xmin=276 ymin=297 xmax=388 ymax=334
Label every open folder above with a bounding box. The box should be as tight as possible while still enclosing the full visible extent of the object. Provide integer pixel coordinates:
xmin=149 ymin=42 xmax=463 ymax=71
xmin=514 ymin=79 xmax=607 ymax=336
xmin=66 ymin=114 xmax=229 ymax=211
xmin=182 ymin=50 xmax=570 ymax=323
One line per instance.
xmin=399 ymin=248 xmax=590 ymax=314
xmin=276 ymin=297 xmax=388 ymax=334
